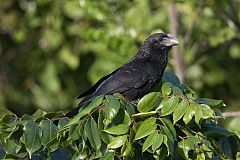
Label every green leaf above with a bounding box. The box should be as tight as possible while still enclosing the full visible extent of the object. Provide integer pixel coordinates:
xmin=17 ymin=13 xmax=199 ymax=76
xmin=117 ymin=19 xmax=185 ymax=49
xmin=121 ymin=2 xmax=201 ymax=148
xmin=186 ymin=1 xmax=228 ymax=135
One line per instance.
xmin=0 ymin=115 xmax=18 ymax=130
xmin=58 ymin=117 xmax=69 ymax=129
xmin=0 ymin=108 xmax=13 ymax=118
xmin=175 ymin=124 xmax=192 ymax=137
xmin=1 ymin=139 xmax=21 ymax=155
xmin=201 ymin=105 xmax=214 ymax=119
xmin=152 ymin=133 xmax=163 ymax=152
xmin=113 ymin=93 xmax=125 ymax=100
xmin=132 ymin=111 xmax=156 ymax=118
xmin=67 ymin=96 xmax=103 ymax=126
xmin=121 ymin=140 xmax=132 ymax=156
xmin=137 ymin=92 xmax=160 ymax=112
xmin=21 ymin=114 xmax=34 ymax=123
xmin=123 ymin=110 xmax=131 ymax=126
xmin=162 ymin=135 xmax=169 ymax=155
xmin=63 ymin=0 xmax=83 ymax=19
xmin=90 ymin=149 xmax=102 ymax=159
xmin=101 ymin=132 xmax=114 ymax=144
xmin=142 ymin=132 xmax=156 ymax=152
xmin=68 ymin=124 xmax=81 ymax=140
xmin=39 ymin=119 xmax=59 ymax=146
xmin=104 ymin=124 xmax=129 ymax=135
xmin=155 ymin=97 xmax=169 ymax=111
xmin=98 ymin=110 xmax=104 ymax=131
xmin=197 ymin=153 xmax=205 ymax=160
xmin=183 ymin=103 xmax=196 ymax=124
xmin=22 ymin=122 xmax=42 ymax=158
xmin=195 ymin=98 xmax=225 ymax=107
xmin=40 ymin=62 xmax=60 ymax=92
xmin=99 ymin=152 xmax=114 ymax=160
xmin=134 ymin=117 xmax=157 ymax=140
xmin=160 ymin=118 xmax=177 ymax=141
xmin=47 ymin=139 xmax=59 ymax=153
xmin=161 ymin=96 xmax=179 ymax=116
xmin=85 ymin=117 xmax=101 ymax=150
xmin=179 ymin=135 xmax=200 ymax=157
xmin=108 ymin=135 xmax=127 ymax=149
xmin=173 ymin=86 xmax=184 ymax=95
xmin=129 ymin=128 xmax=135 ymax=144
xmin=59 ymin=47 xmax=79 ymax=69
xmin=202 ymin=140 xmax=212 ymax=152
xmin=173 ymin=99 xmax=189 ymax=123
xmin=125 ymin=102 xmax=136 ymax=116
xmin=110 ymin=107 xmax=126 ymax=126
xmin=32 ymin=109 xmax=47 ymax=118
xmin=0 ymin=115 xmax=18 ymax=141
xmin=178 ymin=139 xmax=191 ymax=158
xmin=194 ymin=104 xmax=203 ymax=125
xmin=79 ymin=125 xmax=87 ymax=151
xmin=161 ymin=82 xmax=172 ymax=96
xmin=155 ymin=145 xmax=168 ymax=159
xmin=103 ymin=95 xmax=120 ymax=125
xmin=44 ymin=111 xmax=65 ymax=119
xmin=161 ymin=125 xmax=174 ymax=142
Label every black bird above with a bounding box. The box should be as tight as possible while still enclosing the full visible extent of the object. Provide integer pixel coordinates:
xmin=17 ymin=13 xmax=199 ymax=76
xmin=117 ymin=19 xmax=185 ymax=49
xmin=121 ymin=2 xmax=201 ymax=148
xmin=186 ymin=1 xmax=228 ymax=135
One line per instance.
xmin=67 ymin=33 xmax=179 ymax=117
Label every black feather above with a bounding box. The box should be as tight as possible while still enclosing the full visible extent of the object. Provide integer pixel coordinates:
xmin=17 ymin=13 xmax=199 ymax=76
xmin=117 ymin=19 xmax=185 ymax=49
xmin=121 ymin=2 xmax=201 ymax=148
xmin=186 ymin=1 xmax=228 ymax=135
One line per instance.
xmin=66 ymin=33 xmax=179 ymax=117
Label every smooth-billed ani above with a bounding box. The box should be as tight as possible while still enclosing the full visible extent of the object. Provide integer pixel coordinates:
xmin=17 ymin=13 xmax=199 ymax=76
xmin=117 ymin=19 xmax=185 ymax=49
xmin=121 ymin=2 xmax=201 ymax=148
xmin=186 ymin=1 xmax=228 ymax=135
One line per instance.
xmin=66 ymin=33 xmax=179 ymax=117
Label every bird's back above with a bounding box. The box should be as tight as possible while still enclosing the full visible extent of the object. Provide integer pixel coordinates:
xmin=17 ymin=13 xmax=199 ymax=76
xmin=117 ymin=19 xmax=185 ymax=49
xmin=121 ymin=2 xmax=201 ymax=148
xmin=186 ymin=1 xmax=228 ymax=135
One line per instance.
xmin=92 ymin=56 xmax=167 ymax=100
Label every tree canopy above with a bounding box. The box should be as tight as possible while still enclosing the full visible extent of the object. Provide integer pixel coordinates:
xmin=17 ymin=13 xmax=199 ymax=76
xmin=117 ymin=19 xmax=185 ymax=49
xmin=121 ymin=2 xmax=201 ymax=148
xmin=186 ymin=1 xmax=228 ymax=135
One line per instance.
xmin=0 ymin=1 xmax=240 ymax=158
xmin=0 ymin=75 xmax=239 ymax=159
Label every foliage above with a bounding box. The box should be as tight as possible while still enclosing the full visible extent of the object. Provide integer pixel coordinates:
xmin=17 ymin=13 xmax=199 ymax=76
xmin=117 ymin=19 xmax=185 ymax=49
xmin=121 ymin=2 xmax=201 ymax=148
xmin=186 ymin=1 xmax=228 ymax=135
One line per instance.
xmin=0 ymin=0 xmax=240 ymax=158
xmin=0 ymin=72 xmax=239 ymax=160
xmin=1 ymin=0 xmax=240 ymax=116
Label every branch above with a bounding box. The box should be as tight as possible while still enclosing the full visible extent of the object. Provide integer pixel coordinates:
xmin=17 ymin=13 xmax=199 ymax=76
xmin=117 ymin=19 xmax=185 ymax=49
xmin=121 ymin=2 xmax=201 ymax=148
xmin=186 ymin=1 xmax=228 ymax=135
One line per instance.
xmin=167 ymin=2 xmax=185 ymax=83
xmin=222 ymin=111 xmax=240 ymax=118
xmin=215 ymin=111 xmax=240 ymax=119
xmin=217 ymin=0 xmax=240 ymax=31
xmin=229 ymin=0 xmax=240 ymax=30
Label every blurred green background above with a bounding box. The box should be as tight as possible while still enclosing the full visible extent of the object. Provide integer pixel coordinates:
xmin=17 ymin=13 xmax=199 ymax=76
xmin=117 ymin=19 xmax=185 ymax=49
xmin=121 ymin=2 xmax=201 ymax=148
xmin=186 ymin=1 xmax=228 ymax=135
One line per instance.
xmin=0 ymin=0 xmax=240 ymax=135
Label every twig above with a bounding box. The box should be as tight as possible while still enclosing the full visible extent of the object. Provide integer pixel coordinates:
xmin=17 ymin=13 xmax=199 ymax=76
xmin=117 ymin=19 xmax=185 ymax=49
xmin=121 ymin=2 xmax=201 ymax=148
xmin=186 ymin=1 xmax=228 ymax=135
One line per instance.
xmin=215 ymin=111 xmax=240 ymax=119
xmin=167 ymin=2 xmax=185 ymax=83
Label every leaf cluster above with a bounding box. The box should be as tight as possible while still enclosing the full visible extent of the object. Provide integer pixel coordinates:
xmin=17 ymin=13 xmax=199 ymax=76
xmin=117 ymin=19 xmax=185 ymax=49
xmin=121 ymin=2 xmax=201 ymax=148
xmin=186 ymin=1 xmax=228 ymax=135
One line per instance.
xmin=0 ymin=72 xmax=239 ymax=159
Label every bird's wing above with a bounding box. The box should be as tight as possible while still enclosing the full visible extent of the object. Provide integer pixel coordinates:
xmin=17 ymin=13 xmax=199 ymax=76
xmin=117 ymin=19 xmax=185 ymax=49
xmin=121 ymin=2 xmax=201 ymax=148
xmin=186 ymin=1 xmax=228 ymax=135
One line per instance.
xmin=77 ymin=57 xmax=152 ymax=99
xmin=77 ymin=69 xmax=119 ymax=99
xmin=93 ymin=58 xmax=151 ymax=95
xmin=68 ymin=58 xmax=152 ymax=117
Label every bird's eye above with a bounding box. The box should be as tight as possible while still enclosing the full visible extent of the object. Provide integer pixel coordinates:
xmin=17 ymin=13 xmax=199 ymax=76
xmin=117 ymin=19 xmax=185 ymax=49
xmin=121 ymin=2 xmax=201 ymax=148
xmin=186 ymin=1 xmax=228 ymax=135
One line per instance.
xmin=159 ymin=38 xmax=163 ymax=41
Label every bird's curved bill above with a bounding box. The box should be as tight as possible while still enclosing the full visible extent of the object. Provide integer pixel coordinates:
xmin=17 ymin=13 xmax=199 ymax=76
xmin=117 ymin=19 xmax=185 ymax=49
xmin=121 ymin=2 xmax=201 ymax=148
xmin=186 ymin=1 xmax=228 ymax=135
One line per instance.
xmin=165 ymin=34 xmax=179 ymax=47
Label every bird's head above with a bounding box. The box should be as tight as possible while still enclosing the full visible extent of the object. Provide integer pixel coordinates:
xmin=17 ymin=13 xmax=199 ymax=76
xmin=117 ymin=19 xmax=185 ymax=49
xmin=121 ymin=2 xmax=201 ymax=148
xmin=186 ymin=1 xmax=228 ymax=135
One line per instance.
xmin=146 ymin=33 xmax=179 ymax=51
xmin=135 ymin=33 xmax=179 ymax=59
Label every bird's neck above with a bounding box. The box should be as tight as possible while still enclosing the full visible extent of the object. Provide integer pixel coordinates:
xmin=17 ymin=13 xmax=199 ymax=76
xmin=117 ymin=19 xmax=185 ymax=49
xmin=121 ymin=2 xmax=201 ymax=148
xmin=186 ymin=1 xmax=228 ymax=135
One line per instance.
xmin=134 ymin=46 xmax=170 ymax=63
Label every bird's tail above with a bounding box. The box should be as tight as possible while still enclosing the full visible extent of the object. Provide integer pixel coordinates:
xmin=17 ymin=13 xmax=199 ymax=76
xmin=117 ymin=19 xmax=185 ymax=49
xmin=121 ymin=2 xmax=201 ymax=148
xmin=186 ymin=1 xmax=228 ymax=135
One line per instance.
xmin=66 ymin=96 xmax=94 ymax=117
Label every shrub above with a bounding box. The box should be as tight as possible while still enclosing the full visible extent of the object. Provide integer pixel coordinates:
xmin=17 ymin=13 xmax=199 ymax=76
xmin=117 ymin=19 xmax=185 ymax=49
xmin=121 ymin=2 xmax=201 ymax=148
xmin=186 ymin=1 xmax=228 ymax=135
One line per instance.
xmin=0 ymin=71 xmax=239 ymax=159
